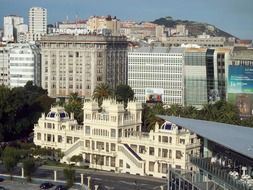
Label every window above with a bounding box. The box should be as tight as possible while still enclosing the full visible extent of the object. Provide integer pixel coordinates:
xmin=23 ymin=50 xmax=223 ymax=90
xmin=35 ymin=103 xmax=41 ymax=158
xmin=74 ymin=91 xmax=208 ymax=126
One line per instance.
xmin=111 ymin=143 xmax=116 ymax=151
xmin=111 ymin=157 xmax=115 ymax=167
xmin=37 ymin=133 xmax=41 ymax=140
xmin=67 ymin=136 xmax=72 ymax=144
xmin=162 ymin=163 xmax=168 ymax=174
xmin=119 ymin=159 xmax=123 ymax=167
xmin=176 ymin=150 xmax=183 ymax=159
xmin=149 ymin=162 xmax=155 ymax=172
xmin=139 ymin=146 xmax=146 ymax=154
xmin=106 ymin=143 xmax=109 ymax=152
xmin=162 ymin=149 xmax=168 ymax=158
xmin=180 ymin=139 xmax=185 ymax=144
xmin=97 ymin=141 xmax=104 ymax=150
xmin=85 ymin=140 xmax=90 ymax=148
xmin=126 ymin=163 xmax=130 ymax=169
xmin=85 ymin=126 xmax=90 ymax=135
xmin=58 ymin=135 xmax=62 ymax=143
xmin=149 ymin=147 xmax=154 ymax=156
xmin=111 ymin=129 xmax=116 ymax=138
xmin=162 ymin=136 xmax=168 ymax=143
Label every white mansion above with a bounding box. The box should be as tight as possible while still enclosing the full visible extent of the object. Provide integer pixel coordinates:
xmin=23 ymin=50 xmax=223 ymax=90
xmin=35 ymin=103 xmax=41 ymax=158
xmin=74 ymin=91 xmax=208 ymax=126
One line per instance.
xmin=34 ymin=100 xmax=200 ymax=178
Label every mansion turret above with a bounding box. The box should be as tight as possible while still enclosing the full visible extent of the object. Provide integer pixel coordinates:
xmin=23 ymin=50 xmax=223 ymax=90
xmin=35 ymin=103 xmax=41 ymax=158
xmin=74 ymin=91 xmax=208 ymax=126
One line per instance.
xmin=34 ymin=100 xmax=200 ymax=178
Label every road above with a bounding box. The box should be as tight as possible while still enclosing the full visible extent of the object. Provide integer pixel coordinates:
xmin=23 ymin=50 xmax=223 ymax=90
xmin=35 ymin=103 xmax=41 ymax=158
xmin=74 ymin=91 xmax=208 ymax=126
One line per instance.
xmin=0 ymin=165 xmax=167 ymax=190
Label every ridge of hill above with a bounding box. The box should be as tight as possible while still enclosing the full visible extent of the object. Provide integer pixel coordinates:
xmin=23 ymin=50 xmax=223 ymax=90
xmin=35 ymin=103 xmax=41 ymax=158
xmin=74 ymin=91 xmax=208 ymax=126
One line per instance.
xmin=152 ymin=16 xmax=236 ymax=38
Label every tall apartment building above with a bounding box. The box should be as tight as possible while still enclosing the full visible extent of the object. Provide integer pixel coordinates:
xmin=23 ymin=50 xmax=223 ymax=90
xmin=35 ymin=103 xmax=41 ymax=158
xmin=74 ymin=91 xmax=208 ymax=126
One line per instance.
xmin=0 ymin=45 xmax=9 ymax=85
xmin=87 ymin=16 xmax=120 ymax=36
xmin=34 ymin=100 xmax=201 ymax=178
xmin=40 ymin=34 xmax=128 ymax=98
xmin=3 ymin=15 xmax=24 ymax=42
xmin=28 ymin=7 xmax=47 ymax=41
xmin=17 ymin=23 xmax=28 ymax=43
xmin=9 ymin=44 xmax=41 ymax=87
xmin=128 ymin=47 xmax=184 ymax=105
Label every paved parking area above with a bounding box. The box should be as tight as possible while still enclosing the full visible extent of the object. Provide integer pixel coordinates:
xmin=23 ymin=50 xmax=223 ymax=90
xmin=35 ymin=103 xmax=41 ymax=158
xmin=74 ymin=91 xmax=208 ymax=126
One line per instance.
xmin=0 ymin=180 xmax=84 ymax=190
xmin=0 ymin=180 xmax=42 ymax=190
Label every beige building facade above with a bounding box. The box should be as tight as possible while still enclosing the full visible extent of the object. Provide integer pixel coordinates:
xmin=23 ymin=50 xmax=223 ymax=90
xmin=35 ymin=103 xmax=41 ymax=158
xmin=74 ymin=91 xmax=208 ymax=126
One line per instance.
xmin=87 ymin=16 xmax=120 ymax=36
xmin=34 ymin=100 xmax=201 ymax=178
xmin=40 ymin=34 xmax=128 ymax=98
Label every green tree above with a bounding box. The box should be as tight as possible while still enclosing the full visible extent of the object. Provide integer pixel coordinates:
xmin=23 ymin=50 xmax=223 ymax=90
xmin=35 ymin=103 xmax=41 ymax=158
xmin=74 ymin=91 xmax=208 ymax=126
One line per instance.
xmin=22 ymin=158 xmax=36 ymax=182
xmin=142 ymin=104 xmax=165 ymax=131
xmin=114 ymin=84 xmax=134 ymax=107
xmin=63 ymin=166 xmax=76 ymax=188
xmin=65 ymin=92 xmax=83 ymax=123
xmin=2 ymin=147 xmax=19 ymax=179
xmin=70 ymin=154 xmax=83 ymax=165
xmin=92 ymin=83 xmax=112 ymax=106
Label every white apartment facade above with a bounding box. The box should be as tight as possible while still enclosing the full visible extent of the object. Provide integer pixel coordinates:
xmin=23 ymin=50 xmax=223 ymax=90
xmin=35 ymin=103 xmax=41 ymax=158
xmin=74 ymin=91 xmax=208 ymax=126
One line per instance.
xmin=128 ymin=47 xmax=184 ymax=105
xmin=34 ymin=100 xmax=200 ymax=178
xmin=28 ymin=7 xmax=47 ymax=41
xmin=9 ymin=43 xmax=41 ymax=87
xmin=0 ymin=46 xmax=9 ymax=85
xmin=3 ymin=15 xmax=24 ymax=42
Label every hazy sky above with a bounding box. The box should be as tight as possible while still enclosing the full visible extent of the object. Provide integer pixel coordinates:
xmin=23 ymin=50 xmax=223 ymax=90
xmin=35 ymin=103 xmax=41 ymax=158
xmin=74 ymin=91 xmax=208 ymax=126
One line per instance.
xmin=1 ymin=0 xmax=253 ymax=39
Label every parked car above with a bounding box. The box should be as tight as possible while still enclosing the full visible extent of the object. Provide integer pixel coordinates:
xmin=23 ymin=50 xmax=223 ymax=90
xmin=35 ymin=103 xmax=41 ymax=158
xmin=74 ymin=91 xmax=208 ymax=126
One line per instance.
xmin=40 ymin=182 xmax=54 ymax=189
xmin=0 ymin=186 xmax=7 ymax=190
xmin=55 ymin=185 xmax=68 ymax=190
xmin=0 ymin=178 xmax=4 ymax=182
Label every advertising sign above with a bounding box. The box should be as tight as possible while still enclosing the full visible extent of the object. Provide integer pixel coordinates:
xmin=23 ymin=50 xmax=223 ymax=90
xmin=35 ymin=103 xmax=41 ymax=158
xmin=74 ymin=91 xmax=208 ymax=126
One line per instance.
xmin=227 ymin=65 xmax=253 ymax=117
xmin=145 ymin=88 xmax=164 ymax=103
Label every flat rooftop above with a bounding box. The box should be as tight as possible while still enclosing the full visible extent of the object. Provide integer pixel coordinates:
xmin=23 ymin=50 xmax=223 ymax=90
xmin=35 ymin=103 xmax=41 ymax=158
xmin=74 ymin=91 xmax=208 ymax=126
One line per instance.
xmin=158 ymin=115 xmax=253 ymax=159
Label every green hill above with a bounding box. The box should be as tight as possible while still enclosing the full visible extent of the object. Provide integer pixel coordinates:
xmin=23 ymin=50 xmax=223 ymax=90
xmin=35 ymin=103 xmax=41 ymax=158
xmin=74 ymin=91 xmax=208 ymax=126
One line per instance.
xmin=153 ymin=16 xmax=236 ymax=38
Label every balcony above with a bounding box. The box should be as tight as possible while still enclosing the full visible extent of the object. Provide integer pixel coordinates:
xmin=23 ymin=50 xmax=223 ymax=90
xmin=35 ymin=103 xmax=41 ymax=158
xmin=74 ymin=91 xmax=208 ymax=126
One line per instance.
xmin=190 ymin=157 xmax=253 ymax=190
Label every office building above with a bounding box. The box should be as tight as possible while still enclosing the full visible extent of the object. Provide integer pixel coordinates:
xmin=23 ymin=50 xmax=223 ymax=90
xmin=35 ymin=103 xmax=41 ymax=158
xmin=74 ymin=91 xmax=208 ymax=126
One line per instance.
xmin=3 ymin=15 xmax=24 ymax=42
xmin=128 ymin=46 xmax=230 ymax=107
xmin=40 ymin=34 xmax=128 ymax=98
xmin=9 ymin=43 xmax=41 ymax=87
xmin=34 ymin=100 xmax=201 ymax=178
xmin=28 ymin=7 xmax=47 ymax=41
xmin=128 ymin=47 xmax=184 ymax=105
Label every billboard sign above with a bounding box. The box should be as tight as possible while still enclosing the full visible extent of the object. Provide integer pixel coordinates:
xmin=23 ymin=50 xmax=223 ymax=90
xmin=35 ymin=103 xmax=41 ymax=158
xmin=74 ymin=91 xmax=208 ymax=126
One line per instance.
xmin=227 ymin=65 xmax=253 ymax=117
xmin=145 ymin=88 xmax=164 ymax=103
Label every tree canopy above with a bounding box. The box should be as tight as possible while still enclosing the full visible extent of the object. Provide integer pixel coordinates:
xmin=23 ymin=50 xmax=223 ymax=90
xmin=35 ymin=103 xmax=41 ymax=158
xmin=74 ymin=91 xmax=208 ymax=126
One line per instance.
xmin=0 ymin=82 xmax=54 ymax=141
xmin=114 ymin=84 xmax=134 ymax=107
xmin=92 ymin=83 xmax=112 ymax=106
xmin=142 ymin=100 xmax=251 ymax=131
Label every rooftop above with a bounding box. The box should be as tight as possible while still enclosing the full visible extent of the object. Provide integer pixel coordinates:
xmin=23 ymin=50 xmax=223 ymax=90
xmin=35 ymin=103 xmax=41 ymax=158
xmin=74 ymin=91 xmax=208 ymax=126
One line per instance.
xmin=158 ymin=115 xmax=253 ymax=159
xmin=131 ymin=46 xmax=184 ymax=54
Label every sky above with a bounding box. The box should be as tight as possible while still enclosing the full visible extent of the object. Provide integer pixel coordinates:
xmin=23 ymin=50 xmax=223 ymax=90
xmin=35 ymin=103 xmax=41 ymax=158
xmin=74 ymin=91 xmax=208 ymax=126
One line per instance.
xmin=0 ymin=0 xmax=253 ymax=39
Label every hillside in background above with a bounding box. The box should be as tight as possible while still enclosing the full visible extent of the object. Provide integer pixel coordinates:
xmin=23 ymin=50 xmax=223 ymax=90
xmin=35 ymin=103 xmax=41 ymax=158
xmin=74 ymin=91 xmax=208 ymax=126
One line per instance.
xmin=152 ymin=16 xmax=236 ymax=38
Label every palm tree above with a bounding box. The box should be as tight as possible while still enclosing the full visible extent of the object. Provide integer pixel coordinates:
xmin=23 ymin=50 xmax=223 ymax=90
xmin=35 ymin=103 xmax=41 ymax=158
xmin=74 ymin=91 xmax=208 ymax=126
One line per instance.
xmin=92 ymin=83 xmax=112 ymax=106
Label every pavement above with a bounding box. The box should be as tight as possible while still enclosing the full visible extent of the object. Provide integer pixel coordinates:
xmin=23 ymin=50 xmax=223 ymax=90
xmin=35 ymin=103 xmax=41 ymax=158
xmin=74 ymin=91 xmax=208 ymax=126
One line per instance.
xmin=0 ymin=180 xmax=84 ymax=190
xmin=0 ymin=165 xmax=167 ymax=190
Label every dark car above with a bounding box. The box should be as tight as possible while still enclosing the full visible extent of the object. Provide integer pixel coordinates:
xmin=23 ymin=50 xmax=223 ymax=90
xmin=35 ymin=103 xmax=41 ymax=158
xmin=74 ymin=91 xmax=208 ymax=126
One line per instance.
xmin=0 ymin=178 xmax=4 ymax=182
xmin=55 ymin=185 xmax=68 ymax=190
xmin=0 ymin=186 xmax=7 ymax=190
xmin=40 ymin=182 xmax=54 ymax=189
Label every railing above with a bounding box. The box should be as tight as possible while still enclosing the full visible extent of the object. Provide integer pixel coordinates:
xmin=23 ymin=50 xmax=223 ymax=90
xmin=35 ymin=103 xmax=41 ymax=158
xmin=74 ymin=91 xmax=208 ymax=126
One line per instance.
xmin=118 ymin=144 xmax=143 ymax=168
xmin=190 ymin=157 xmax=252 ymax=190
xmin=64 ymin=140 xmax=84 ymax=156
